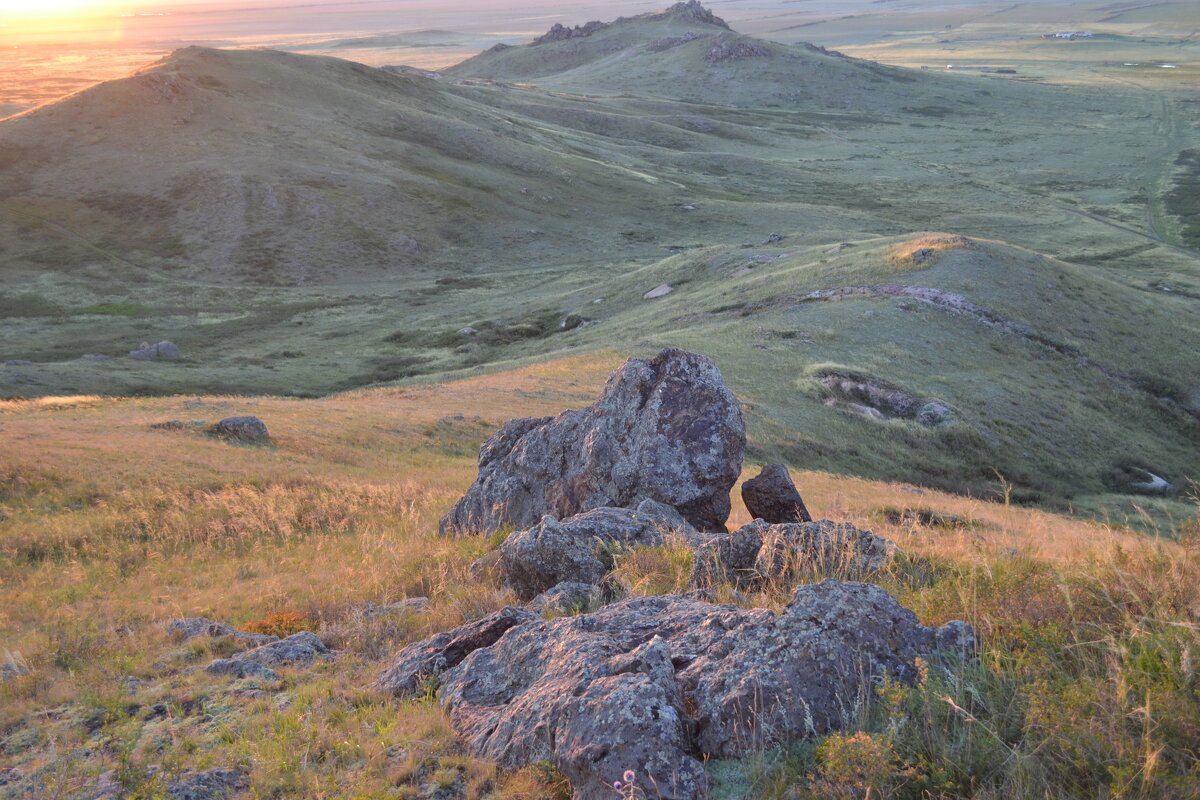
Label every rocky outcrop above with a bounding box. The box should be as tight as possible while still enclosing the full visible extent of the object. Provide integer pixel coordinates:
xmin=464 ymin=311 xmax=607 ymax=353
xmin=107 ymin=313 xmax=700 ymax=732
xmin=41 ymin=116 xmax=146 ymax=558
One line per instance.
xmin=816 ymin=372 xmax=952 ymax=426
xmin=533 ymin=20 xmax=608 ymax=45
xmin=741 ymin=464 xmax=812 ymax=523
xmin=649 ymin=31 xmax=707 ymax=52
xmin=497 ymin=501 xmax=697 ymax=600
xmin=210 ymin=416 xmax=270 ymax=443
xmin=206 ymin=631 xmax=331 ymax=680
xmin=372 ymin=607 xmax=536 ymax=696
xmin=661 ymin=0 xmax=730 ymax=30
xmin=439 ymin=349 xmax=745 ymax=535
xmin=692 ymin=519 xmax=894 ymax=587
xmin=706 ymin=36 xmax=769 ymax=63
xmin=394 ymin=581 xmax=972 ymax=800
xmin=128 ymin=340 xmax=182 ymax=360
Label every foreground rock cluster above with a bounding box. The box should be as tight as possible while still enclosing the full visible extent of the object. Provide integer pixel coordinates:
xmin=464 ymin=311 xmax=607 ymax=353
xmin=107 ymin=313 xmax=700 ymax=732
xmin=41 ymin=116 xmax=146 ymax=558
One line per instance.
xmin=377 ymin=349 xmax=971 ymax=799
xmin=378 ymin=583 xmax=971 ymax=799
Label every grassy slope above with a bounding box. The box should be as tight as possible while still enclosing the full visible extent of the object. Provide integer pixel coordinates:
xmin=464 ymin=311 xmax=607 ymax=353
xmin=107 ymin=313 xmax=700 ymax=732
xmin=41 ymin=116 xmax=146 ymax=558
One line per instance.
xmin=0 ymin=10 xmax=1197 ymax=513
xmin=1 ymin=354 xmax=1197 ymax=798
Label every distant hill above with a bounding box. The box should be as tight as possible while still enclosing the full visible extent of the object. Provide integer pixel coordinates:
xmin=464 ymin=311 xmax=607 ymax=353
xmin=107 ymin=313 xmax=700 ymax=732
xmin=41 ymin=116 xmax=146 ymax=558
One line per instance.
xmin=448 ymin=0 xmax=994 ymax=112
xmin=0 ymin=47 xmax=681 ymax=285
xmin=0 ymin=3 xmax=1196 ymax=516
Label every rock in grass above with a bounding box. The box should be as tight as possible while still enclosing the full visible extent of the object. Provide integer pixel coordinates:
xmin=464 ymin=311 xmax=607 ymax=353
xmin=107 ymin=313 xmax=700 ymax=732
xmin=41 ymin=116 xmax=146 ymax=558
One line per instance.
xmin=205 ymin=632 xmax=331 ymax=680
xmin=741 ymin=463 xmax=813 ymax=524
xmin=439 ymin=349 xmax=745 ymax=535
xmin=88 ymin=767 xmax=247 ymax=800
xmin=691 ymin=519 xmax=895 ymax=587
xmin=421 ymin=581 xmax=972 ymax=800
xmin=372 ymin=607 xmax=536 ymax=697
xmin=210 ymin=416 xmax=270 ymax=443
xmin=167 ymin=617 xmax=277 ymax=646
xmin=128 ymin=340 xmax=182 ymax=360
xmin=498 ymin=501 xmax=697 ymax=601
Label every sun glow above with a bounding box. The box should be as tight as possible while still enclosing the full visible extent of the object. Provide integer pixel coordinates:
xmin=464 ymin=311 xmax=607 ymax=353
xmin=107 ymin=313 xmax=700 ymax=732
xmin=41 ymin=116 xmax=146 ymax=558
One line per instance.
xmin=0 ymin=0 xmax=103 ymax=18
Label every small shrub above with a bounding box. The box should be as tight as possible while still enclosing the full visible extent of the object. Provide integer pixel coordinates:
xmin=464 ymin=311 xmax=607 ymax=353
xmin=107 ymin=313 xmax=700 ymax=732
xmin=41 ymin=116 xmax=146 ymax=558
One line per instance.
xmin=241 ymin=611 xmax=317 ymax=638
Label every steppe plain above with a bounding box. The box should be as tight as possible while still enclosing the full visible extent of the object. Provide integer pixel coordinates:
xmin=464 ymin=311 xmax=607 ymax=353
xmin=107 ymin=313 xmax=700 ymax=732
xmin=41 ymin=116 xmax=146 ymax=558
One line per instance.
xmin=1 ymin=1 xmax=1199 ymax=797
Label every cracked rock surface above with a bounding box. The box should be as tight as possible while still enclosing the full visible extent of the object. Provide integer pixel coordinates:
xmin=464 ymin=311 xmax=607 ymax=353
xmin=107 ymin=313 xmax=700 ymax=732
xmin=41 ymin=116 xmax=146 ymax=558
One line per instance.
xmin=380 ymin=580 xmax=971 ymax=799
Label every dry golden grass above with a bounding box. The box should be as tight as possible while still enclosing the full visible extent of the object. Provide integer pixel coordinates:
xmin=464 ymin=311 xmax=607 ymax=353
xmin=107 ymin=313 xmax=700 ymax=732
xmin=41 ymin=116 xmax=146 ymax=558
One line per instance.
xmin=1 ymin=350 xmax=1197 ymax=798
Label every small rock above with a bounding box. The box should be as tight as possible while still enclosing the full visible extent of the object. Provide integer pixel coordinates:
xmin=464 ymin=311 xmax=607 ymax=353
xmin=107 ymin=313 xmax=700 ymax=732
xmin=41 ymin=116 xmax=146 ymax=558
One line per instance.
xmin=205 ymin=632 xmax=331 ymax=679
xmin=166 ymin=768 xmax=249 ymax=800
xmin=692 ymin=519 xmax=895 ymax=587
xmin=167 ymin=617 xmax=277 ymax=646
xmin=1 ymin=661 xmax=30 ymax=681
xmin=128 ymin=341 xmax=182 ymax=361
xmin=210 ymin=416 xmax=270 ymax=443
xmin=765 ymin=233 xmax=784 ymax=244
xmin=917 ymin=401 xmax=952 ymax=426
xmin=457 ymin=327 xmax=479 ymax=336
xmin=741 ymin=464 xmax=813 ymax=523
xmin=643 ymin=283 xmax=674 ymax=299
xmin=363 ymin=597 xmax=431 ymax=617
xmin=528 ymin=581 xmax=602 ymax=615
xmin=205 ymin=659 xmax=281 ymax=681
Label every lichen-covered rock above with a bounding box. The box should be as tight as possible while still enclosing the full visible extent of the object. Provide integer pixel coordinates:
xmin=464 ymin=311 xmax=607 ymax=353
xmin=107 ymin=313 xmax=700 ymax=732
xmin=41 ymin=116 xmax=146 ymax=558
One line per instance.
xmin=741 ymin=463 xmax=812 ymax=523
xmin=439 ymin=349 xmax=745 ymax=535
xmin=527 ymin=581 xmax=602 ymax=616
xmin=205 ymin=631 xmax=331 ymax=679
xmin=425 ymin=581 xmax=971 ymax=800
xmin=692 ymin=519 xmax=895 ymax=587
xmin=167 ymin=617 xmax=277 ymax=646
xmin=211 ymin=416 xmax=270 ymax=443
xmin=372 ymin=607 xmax=536 ymax=696
xmin=498 ymin=501 xmax=697 ymax=600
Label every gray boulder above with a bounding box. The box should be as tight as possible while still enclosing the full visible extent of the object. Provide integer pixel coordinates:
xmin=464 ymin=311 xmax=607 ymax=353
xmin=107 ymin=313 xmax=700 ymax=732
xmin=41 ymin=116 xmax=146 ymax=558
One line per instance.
xmin=498 ymin=500 xmax=697 ymax=600
xmin=527 ymin=581 xmax=602 ymax=616
xmin=128 ymin=341 xmax=182 ymax=360
xmin=372 ymin=606 xmax=536 ymax=697
xmin=741 ymin=463 xmax=812 ymax=523
xmin=206 ymin=631 xmax=331 ymax=679
xmin=421 ymin=581 xmax=971 ymax=800
xmin=210 ymin=416 xmax=270 ymax=443
xmin=692 ymin=519 xmax=894 ymax=588
xmin=439 ymin=349 xmax=745 ymax=535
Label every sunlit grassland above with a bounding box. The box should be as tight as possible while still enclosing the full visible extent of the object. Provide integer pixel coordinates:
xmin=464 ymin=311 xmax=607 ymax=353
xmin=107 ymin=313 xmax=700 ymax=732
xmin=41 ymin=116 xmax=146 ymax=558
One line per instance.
xmin=1 ymin=354 xmax=1198 ymax=798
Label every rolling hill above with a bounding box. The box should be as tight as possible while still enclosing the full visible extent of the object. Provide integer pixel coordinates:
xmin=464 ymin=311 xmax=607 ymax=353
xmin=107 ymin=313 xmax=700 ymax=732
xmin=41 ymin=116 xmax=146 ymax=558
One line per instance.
xmin=0 ymin=2 xmax=1197 ymax=518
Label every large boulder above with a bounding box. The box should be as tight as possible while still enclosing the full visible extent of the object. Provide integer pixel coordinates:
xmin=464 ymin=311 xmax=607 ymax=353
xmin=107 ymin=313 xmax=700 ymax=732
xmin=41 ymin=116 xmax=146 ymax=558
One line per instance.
xmin=497 ymin=500 xmax=697 ymax=600
xmin=692 ymin=519 xmax=895 ymax=587
xmin=439 ymin=349 xmax=745 ymax=535
xmin=402 ymin=581 xmax=972 ymax=800
xmin=741 ymin=463 xmax=812 ymax=523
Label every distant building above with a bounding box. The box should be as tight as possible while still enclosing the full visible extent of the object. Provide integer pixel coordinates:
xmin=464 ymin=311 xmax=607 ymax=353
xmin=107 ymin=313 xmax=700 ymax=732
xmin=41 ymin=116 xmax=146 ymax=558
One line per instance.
xmin=1045 ymin=31 xmax=1094 ymax=39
